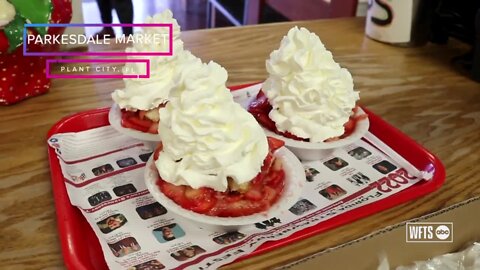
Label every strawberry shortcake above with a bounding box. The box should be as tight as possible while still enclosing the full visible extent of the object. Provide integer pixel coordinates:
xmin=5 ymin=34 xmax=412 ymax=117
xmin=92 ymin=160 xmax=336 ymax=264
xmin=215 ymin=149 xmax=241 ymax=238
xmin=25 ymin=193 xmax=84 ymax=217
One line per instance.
xmin=111 ymin=10 xmax=200 ymax=135
xmin=151 ymin=61 xmax=291 ymax=217
xmin=248 ymin=27 xmax=367 ymax=143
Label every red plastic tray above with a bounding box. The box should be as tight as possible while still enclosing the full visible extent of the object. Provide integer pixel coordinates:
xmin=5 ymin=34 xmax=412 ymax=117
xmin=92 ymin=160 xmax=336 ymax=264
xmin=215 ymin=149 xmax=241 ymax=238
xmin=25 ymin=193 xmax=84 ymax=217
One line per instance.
xmin=47 ymin=84 xmax=445 ymax=270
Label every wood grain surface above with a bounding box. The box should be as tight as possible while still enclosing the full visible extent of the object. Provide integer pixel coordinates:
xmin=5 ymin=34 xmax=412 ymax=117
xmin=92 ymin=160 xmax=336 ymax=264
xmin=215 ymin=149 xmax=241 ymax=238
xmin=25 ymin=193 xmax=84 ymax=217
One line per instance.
xmin=0 ymin=18 xmax=479 ymax=270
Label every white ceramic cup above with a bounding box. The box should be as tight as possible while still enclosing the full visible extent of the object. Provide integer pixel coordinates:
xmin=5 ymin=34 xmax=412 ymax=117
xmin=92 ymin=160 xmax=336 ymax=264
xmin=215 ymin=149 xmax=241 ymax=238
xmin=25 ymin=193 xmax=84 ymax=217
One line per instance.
xmin=264 ymin=107 xmax=370 ymax=161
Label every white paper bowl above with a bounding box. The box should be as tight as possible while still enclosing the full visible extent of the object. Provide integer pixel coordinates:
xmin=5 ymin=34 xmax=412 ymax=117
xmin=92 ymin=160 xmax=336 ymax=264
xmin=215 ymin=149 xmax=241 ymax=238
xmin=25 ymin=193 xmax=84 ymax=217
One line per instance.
xmin=144 ymin=147 xmax=305 ymax=232
xmin=264 ymin=107 xmax=370 ymax=161
xmin=108 ymin=104 xmax=161 ymax=143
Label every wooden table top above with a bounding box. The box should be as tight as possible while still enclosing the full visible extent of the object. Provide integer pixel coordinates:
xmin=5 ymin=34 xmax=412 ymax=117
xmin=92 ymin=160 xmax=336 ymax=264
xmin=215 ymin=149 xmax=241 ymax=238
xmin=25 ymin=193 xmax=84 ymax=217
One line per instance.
xmin=0 ymin=17 xmax=479 ymax=270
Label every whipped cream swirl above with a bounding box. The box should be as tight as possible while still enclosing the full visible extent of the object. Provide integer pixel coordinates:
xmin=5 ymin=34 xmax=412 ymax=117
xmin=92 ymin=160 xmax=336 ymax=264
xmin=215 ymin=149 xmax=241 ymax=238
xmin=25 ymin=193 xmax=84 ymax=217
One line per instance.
xmin=112 ymin=10 xmax=199 ymax=111
xmin=155 ymin=61 xmax=269 ymax=192
xmin=264 ymin=26 xmax=359 ymax=142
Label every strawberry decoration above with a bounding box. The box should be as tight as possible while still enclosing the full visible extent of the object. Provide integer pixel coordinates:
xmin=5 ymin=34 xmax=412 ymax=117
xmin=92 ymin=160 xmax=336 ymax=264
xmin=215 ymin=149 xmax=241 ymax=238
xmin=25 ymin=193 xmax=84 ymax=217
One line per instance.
xmin=0 ymin=0 xmax=72 ymax=105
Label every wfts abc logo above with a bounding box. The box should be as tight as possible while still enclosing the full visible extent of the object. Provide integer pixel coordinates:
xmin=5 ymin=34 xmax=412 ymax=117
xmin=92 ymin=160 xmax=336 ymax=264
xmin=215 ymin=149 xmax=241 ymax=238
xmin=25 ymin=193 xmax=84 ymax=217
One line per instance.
xmin=406 ymin=222 xmax=453 ymax=243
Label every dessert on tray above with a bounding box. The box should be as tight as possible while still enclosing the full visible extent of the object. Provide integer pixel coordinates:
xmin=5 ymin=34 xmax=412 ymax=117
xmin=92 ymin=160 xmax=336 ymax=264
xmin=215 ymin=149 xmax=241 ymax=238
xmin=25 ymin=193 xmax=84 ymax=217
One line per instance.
xmin=153 ymin=136 xmax=285 ymax=217
xmin=144 ymin=61 xmax=304 ymax=226
xmin=248 ymin=27 xmax=368 ymax=157
xmin=110 ymin=10 xmax=200 ymax=138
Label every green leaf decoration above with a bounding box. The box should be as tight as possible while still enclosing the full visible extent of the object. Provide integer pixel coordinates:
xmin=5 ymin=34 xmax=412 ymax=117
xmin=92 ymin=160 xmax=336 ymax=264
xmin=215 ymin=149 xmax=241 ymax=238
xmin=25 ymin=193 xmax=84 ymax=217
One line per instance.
xmin=8 ymin=0 xmax=53 ymax=35
xmin=4 ymin=14 xmax=26 ymax=53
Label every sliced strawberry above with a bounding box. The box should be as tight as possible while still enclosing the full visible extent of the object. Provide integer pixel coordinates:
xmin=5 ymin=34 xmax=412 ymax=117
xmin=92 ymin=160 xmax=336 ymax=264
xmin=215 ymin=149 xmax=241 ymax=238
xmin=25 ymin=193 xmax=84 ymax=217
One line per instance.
xmin=208 ymin=195 xmax=235 ymax=215
xmin=256 ymin=89 xmax=266 ymax=99
xmin=120 ymin=110 xmax=159 ymax=134
xmin=184 ymin=187 xmax=203 ymax=200
xmin=244 ymin=187 xmax=263 ymax=201
xmin=223 ymin=200 xmax=259 ymax=217
xmin=157 ymin=181 xmax=187 ymax=206
xmin=267 ymin=137 xmax=285 ymax=152
xmin=128 ymin=117 xmax=153 ymax=129
xmin=352 ymin=105 xmax=359 ymax=114
xmin=342 ymin=118 xmax=356 ymax=139
xmin=254 ymin=113 xmax=277 ymax=131
xmin=121 ymin=118 xmax=149 ymax=132
xmin=340 ymin=106 xmax=367 ymax=139
xmin=147 ymin=122 xmax=159 ymax=134
xmin=189 ymin=198 xmax=217 ymax=213
xmin=283 ymin=131 xmax=307 ymax=141
xmin=153 ymin=143 xmax=163 ymax=160
xmin=138 ymin=110 xmax=147 ymax=120
xmin=222 ymin=193 xmax=242 ymax=203
xmin=121 ymin=110 xmax=136 ymax=118
xmin=272 ymin=157 xmax=282 ymax=170
xmin=247 ymin=90 xmax=272 ymax=114
xmin=262 ymin=186 xmax=278 ymax=207
xmin=251 ymin=172 xmax=265 ymax=186
xmin=121 ymin=111 xmax=150 ymax=132
xmin=261 ymin=153 xmax=273 ymax=173
xmin=266 ymin=169 xmax=285 ymax=186
xmin=184 ymin=187 xmax=217 ymax=213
